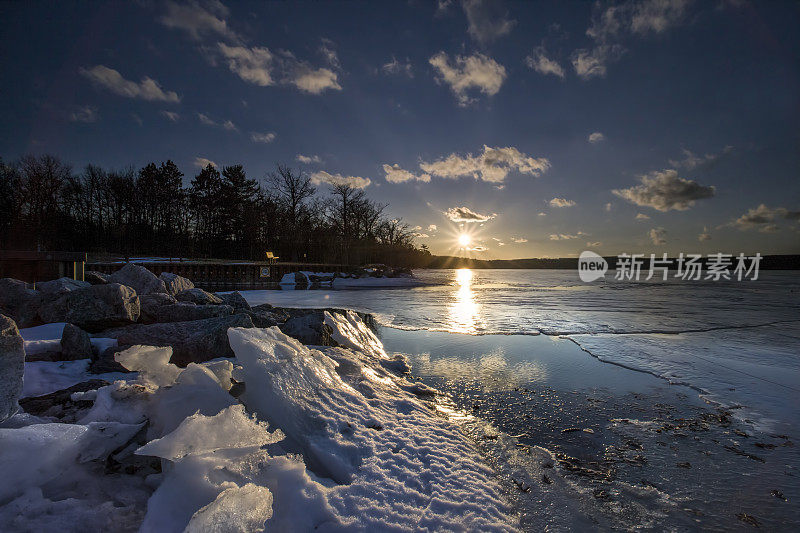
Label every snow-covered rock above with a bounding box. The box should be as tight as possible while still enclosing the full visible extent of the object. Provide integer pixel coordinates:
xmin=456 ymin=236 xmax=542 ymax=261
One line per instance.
xmin=38 ymin=283 xmax=140 ymax=332
xmin=0 ymin=278 xmax=42 ymax=328
xmin=159 ymin=272 xmax=193 ymax=296
xmin=98 ymin=313 xmax=254 ymax=366
xmin=109 ymin=263 xmax=168 ymax=295
xmin=60 ymin=323 xmax=93 ymax=360
xmin=154 ymin=303 xmax=233 ymax=323
xmin=0 ymin=314 xmax=25 ymax=422
xmin=35 ymin=277 xmax=90 ymax=296
xmin=175 ymin=288 xmax=223 ymax=305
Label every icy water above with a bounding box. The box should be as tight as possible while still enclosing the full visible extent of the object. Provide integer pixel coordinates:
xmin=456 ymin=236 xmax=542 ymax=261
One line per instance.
xmin=242 ymin=269 xmax=800 ymax=530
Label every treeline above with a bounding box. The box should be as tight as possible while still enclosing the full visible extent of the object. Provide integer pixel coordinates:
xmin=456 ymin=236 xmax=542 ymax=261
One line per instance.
xmin=0 ymin=154 xmax=432 ymax=267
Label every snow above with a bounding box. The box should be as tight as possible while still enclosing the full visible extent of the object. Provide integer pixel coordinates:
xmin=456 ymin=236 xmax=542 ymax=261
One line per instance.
xmin=3 ymin=309 xmax=520 ymax=531
xmin=19 ymin=322 xmax=117 ymax=357
xmin=22 ymin=359 xmax=128 ymax=397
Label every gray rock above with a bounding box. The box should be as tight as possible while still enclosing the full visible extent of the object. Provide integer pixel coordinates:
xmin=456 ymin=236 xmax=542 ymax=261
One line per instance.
xmin=0 ymin=314 xmax=25 ymax=423
xmin=36 ymin=277 xmax=91 ymax=296
xmin=0 ymin=278 xmax=42 ymax=328
xmin=155 ymin=303 xmax=233 ymax=323
xmin=109 ymin=263 xmax=167 ymax=295
xmin=60 ymin=323 xmax=93 ymax=360
xmin=38 ymin=283 xmax=140 ymax=332
xmin=18 ymin=379 xmax=109 ymax=423
xmin=159 ymin=272 xmax=194 ymax=296
xmin=139 ymin=293 xmax=178 ymax=323
xmin=237 ymin=307 xmax=288 ymax=328
xmin=216 ymin=291 xmax=250 ymax=310
xmin=98 ymin=313 xmax=254 ymax=366
xmin=175 ymin=287 xmax=223 ymax=305
xmin=84 ymin=271 xmax=109 ymax=285
xmin=279 ymin=310 xmax=336 ymax=346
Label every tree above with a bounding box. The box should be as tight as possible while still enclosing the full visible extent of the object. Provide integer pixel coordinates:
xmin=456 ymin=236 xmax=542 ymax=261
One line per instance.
xmin=268 ymin=165 xmax=316 ymax=261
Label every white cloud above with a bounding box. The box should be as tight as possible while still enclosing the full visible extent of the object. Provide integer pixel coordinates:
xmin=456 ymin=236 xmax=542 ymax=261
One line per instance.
xmin=161 ymin=110 xmax=180 ymax=122
xmin=444 ymin=206 xmax=496 ymax=223
xmin=604 ymin=202 xmax=613 ymax=212
xmin=669 ymin=146 xmax=733 ymax=170
xmin=194 ymin=157 xmax=217 ymax=168
xmin=222 ymin=120 xmax=237 ymax=131
xmin=80 ymin=65 xmax=180 ymax=102
xmin=588 ymin=132 xmax=605 ymax=143
xmin=538 ymin=212 xmax=547 ymax=216
xmin=613 ymin=169 xmax=715 ymax=211
xmin=382 ymin=56 xmax=413 ymax=77
xmin=215 ymin=44 xmax=341 ymax=94
xmin=420 ymin=145 xmax=549 ymax=183
xmin=382 ymin=164 xmax=431 ymax=184
xmin=636 ymin=213 xmax=650 ymax=220
xmin=525 ymin=46 xmax=565 ymax=79
xmin=732 ymin=204 xmax=800 ymax=231
xmin=549 ymin=197 xmax=576 ymax=208
xmin=427 ymin=224 xmax=438 ymax=232
xmin=649 ymin=227 xmax=667 ymax=245
xmin=296 ymin=154 xmax=322 ymax=164
xmin=429 ymin=51 xmax=506 ymax=106
xmin=197 ymin=112 xmax=216 ymax=126
xmin=631 ymin=0 xmax=691 ymax=35
xmin=462 ymin=0 xmax=516 ymax=45
xmin=159 ymin=0 xmax=240 ymax=42
xmin=698 ymin=227 xmax=711 ymax=241
xmin=70 ymin=105 xmax=98 ymax=123
xmin=414 ymin=233 xmax=430 ymax=239
xmin=469 ymin=245 xmax=489 ymax=252
xmin=549 ymin=233 xmax=579 ymax=240
xmin=511 ymin=237 xmax=528 ymax=243
xmin=197 ymin=113 xmax=236 ymax=131
xmin=251 ymin=131 xmax=276 ymax=143
xmin=310 ymin=171 xmax=371 ymax=189
xmin=586 ymin=241 xmax=602 ymax=247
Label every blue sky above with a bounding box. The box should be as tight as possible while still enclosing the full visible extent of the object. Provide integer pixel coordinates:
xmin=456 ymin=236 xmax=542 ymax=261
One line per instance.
xmin=1 ymin=0 xmax=798 ymax=258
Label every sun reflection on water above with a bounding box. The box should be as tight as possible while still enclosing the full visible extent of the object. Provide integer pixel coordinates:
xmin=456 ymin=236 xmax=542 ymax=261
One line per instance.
xmin=447 ymin=268 xmax=484 ymax=334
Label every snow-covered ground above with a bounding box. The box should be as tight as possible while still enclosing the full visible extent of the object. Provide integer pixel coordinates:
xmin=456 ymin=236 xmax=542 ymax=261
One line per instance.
xmin=1 ymin=312 xmax=520 ymax=532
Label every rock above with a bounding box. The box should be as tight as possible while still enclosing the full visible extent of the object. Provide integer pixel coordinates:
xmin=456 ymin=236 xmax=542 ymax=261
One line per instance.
xmin=159 ymin=272 xmax=194 ymax=296
xmin=18 ymin=379 xmax=109 ymax=422
xmin=0 ymin=314 xmax=25 ymax=423
xmin=108 ymin=263 xmax=168 ymax=295
xmin=89 ymin=347 xmax=131 ymax=374
xmin=278 ymin=310 xmax=335 ymax=346
xmin=35 ymin=277 xmax=90 ymax=296
xmin=98 ymin=314 xmax=254 ymax=366
xmin=238 ymin=307 xmax=288 ymax=328
xmin=216 ymin=291 xmax=250 ymax=310
xmin=155 ymin=303 xmax=233 ymax=323
xmin=38 ymin=283 xmax=141 ymax=332
xmin=139 ymin=293 xmax=178 ymax=323
xmin=60 ymin=323 xmax=93 ymax=360
xmin=0 ymin=278 xmax=42 ymax=328
xmin=175 ymin=287 xmax=223 ymax=305
xmin=84 ymin=271 xmax=109 ymax=285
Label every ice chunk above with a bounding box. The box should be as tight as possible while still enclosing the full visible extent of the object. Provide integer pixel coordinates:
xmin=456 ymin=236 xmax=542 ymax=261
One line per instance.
xmin=0 ymin=423 xmax=87 ymax=501
xmin=137 ymin=405 xmax=282 ymax=461
xmin=78 ymin=421 xmax=145 ymax=463
xmin=324 ymin=310 xmax=386 ymax=358
xmin=115 ymin=345 xmax=180 ymax=387
xmin=184 ymin=483 xmax=273 ymax=533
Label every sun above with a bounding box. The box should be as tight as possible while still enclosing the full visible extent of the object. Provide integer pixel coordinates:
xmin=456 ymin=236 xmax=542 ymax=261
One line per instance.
xmin=458 ymin=233 xmax=471 ymax=247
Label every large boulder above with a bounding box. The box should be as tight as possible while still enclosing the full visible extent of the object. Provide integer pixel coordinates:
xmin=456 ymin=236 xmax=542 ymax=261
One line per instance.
xmin=278 ymin=310 xmax=335 ymax=346
xmin=35 ymin=277 xmax=90 ymax=297
xmin=139 ymin=293 xmax=178 ymax=323
xmin=0 ymin=314 xmax=25 ymax=423
xmin=84 ymin=271 xmax=109 ymax=285
xmin=109 ymin=263 xmax=167 ymax=295
xmin=154 ymin=303 xmax=233 ymax=323
xmin=159 ymin=272 xmax=194 ymax=296
xmin=98 ymin=313 xmax=254 ymax=366
xmin=38 ymin=283 xmax=140 ymax=332
xmin=60 ymin=323 xmax=93 ymax=360
xmin=175 ymin=288 xmax=223 ymax=305
xmin=216 ymin=291 xmax=250 ymax=311
xmin=0 ymin=278 xmax=42 ymax=328
xmin=238 ymin=306 xmax=288 ymax=328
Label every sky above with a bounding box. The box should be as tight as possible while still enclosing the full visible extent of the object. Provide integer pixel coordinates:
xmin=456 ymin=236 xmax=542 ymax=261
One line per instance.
xmin=1 ymin=0 xmax=798 ymax=259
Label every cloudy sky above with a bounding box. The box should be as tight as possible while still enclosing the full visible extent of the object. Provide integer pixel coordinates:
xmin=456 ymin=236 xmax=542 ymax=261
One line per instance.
xmin=1 ymin=0 xmax=798 ymax=258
